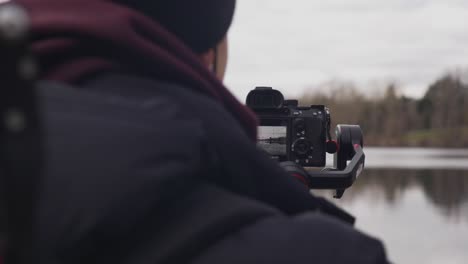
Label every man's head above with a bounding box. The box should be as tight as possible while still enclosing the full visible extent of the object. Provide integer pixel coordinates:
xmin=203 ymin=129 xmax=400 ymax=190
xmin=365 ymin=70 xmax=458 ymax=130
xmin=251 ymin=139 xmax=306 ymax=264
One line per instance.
xmin=117 ymin=0 xmax=235 ymax=80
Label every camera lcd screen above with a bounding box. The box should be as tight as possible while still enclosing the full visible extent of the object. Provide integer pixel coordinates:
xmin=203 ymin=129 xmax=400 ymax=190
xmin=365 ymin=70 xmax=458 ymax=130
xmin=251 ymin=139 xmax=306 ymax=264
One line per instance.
xmin=258 ymin=126 xmax=287 ymax=156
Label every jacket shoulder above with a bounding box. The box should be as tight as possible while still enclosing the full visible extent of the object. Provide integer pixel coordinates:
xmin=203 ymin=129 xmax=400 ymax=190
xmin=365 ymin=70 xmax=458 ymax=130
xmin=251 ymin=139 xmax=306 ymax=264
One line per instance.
xmin=35 ymin=80 xmax=209 ymax=251
xmin=38 ymin=79 xmax=207 ymax=182
xmin=192 ymin=213 xmax=388 ymax=264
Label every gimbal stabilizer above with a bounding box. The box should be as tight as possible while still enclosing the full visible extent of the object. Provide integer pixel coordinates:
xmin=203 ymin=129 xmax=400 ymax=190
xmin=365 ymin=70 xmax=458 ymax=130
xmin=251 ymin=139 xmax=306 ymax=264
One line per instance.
xmin=247 ymin=87 xmax=366 ymax=199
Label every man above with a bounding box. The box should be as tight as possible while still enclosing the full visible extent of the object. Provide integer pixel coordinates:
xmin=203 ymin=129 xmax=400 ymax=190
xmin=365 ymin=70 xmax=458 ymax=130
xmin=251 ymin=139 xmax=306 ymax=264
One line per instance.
xmin=17 ymin=0 xmax=389 ymax=263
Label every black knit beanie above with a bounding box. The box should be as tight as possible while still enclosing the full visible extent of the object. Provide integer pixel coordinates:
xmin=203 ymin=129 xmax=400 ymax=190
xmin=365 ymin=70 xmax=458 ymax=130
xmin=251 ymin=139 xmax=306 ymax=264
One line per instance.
xmin=118 ymin=0 xmax=236 ymax=53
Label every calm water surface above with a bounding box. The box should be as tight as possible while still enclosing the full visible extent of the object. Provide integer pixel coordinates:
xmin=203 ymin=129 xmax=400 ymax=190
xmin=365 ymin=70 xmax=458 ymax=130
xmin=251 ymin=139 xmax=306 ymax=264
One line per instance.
xmin=320 ymin=148 xmax=468 ymax=264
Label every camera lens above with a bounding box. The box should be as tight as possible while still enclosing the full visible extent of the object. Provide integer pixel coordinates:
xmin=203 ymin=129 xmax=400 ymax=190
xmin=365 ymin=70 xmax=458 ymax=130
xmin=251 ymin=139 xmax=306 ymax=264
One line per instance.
xmin=292 ymin=138 xmax=313 ymax=157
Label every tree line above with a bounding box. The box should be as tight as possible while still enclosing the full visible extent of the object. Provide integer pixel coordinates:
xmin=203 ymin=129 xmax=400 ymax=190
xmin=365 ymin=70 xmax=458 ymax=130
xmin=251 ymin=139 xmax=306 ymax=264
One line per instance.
xmin=300 ymin=73 xmax=468 ymax=148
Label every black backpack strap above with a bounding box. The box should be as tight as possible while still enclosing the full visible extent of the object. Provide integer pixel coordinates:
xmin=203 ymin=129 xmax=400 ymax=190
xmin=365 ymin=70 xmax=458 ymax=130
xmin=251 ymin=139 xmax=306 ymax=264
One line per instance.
xmin=0 ymin=3 xmax=41 ymax=263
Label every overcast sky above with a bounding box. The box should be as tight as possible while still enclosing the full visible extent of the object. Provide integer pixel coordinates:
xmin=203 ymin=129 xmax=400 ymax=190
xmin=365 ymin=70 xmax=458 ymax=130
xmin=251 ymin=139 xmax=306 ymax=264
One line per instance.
xmin=224 ymin=0 xmax=468 ymax=100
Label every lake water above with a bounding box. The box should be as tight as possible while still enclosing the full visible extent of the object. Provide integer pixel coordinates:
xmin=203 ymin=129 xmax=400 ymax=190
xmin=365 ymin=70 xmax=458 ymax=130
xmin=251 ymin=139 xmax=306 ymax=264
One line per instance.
xmin=319 ymin=147 xmax=468 ymax=264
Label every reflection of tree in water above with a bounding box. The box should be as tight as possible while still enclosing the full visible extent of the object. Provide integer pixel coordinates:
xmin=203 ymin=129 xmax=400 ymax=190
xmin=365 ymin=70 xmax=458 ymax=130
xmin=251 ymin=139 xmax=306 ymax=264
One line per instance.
xmin=418 ymin=170 xmax=468 ymax=218
xmin=341 ymin=169 xmax=468 ymax=218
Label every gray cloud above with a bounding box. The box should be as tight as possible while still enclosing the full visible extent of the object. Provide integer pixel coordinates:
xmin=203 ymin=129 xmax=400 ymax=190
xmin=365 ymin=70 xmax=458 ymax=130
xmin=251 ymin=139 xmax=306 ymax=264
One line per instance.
xmin=225 ymin=0 xmax=468 ymax=100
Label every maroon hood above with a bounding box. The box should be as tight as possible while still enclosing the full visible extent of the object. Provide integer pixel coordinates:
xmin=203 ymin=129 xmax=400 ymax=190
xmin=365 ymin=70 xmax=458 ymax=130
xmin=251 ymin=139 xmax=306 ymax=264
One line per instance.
xmin=17 ymin=0 xmax=258 ymax=140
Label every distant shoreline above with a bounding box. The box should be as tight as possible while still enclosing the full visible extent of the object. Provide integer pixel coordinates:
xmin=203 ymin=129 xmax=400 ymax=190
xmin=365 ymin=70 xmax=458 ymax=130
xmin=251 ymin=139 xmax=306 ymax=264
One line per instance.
xmin=301 ymin=74 xmax=468 ymax=149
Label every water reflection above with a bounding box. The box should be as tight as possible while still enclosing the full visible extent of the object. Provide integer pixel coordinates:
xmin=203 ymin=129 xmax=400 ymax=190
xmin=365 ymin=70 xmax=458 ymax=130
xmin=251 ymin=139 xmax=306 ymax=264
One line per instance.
xmin=319 ymin=169 xmax=468 ymax=263
xmin=342 ymin=169 xmax=468 ymax=219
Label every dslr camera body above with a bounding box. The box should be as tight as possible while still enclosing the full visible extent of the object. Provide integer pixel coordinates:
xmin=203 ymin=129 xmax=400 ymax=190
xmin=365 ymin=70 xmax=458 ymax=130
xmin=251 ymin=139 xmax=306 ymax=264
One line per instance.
xmin=247 ymin=87 xmax=366 ymax=198
xmin=247 ymin=87 xmax=333 ymax=167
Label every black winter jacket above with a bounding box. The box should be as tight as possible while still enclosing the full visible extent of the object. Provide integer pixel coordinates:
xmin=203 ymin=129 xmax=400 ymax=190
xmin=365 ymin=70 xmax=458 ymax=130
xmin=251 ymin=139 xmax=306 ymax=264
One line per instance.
xmin=34 ymin=74 xmax=388 ymax=263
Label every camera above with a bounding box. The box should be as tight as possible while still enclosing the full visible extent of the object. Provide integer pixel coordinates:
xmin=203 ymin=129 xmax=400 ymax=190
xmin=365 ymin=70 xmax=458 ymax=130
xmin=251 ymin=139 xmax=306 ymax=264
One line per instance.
xmin=247 ymin=87 xmax=366 ymax=198
xmin=247 ymin=87 xmax=332 ymax=167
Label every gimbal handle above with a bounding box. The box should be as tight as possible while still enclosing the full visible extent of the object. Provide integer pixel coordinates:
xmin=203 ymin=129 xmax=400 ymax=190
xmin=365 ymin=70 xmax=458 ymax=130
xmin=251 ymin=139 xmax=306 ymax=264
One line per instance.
xmin=307 ymin=124 xmax=365 ymax=198
xmin=307 ymin=145 xmax=365 ymax=196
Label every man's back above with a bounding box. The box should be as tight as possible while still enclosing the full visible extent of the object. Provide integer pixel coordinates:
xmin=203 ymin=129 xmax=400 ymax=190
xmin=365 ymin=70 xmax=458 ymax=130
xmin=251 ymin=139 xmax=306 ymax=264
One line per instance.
xmin=34 ymin=74 xmax=387 ymax=263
